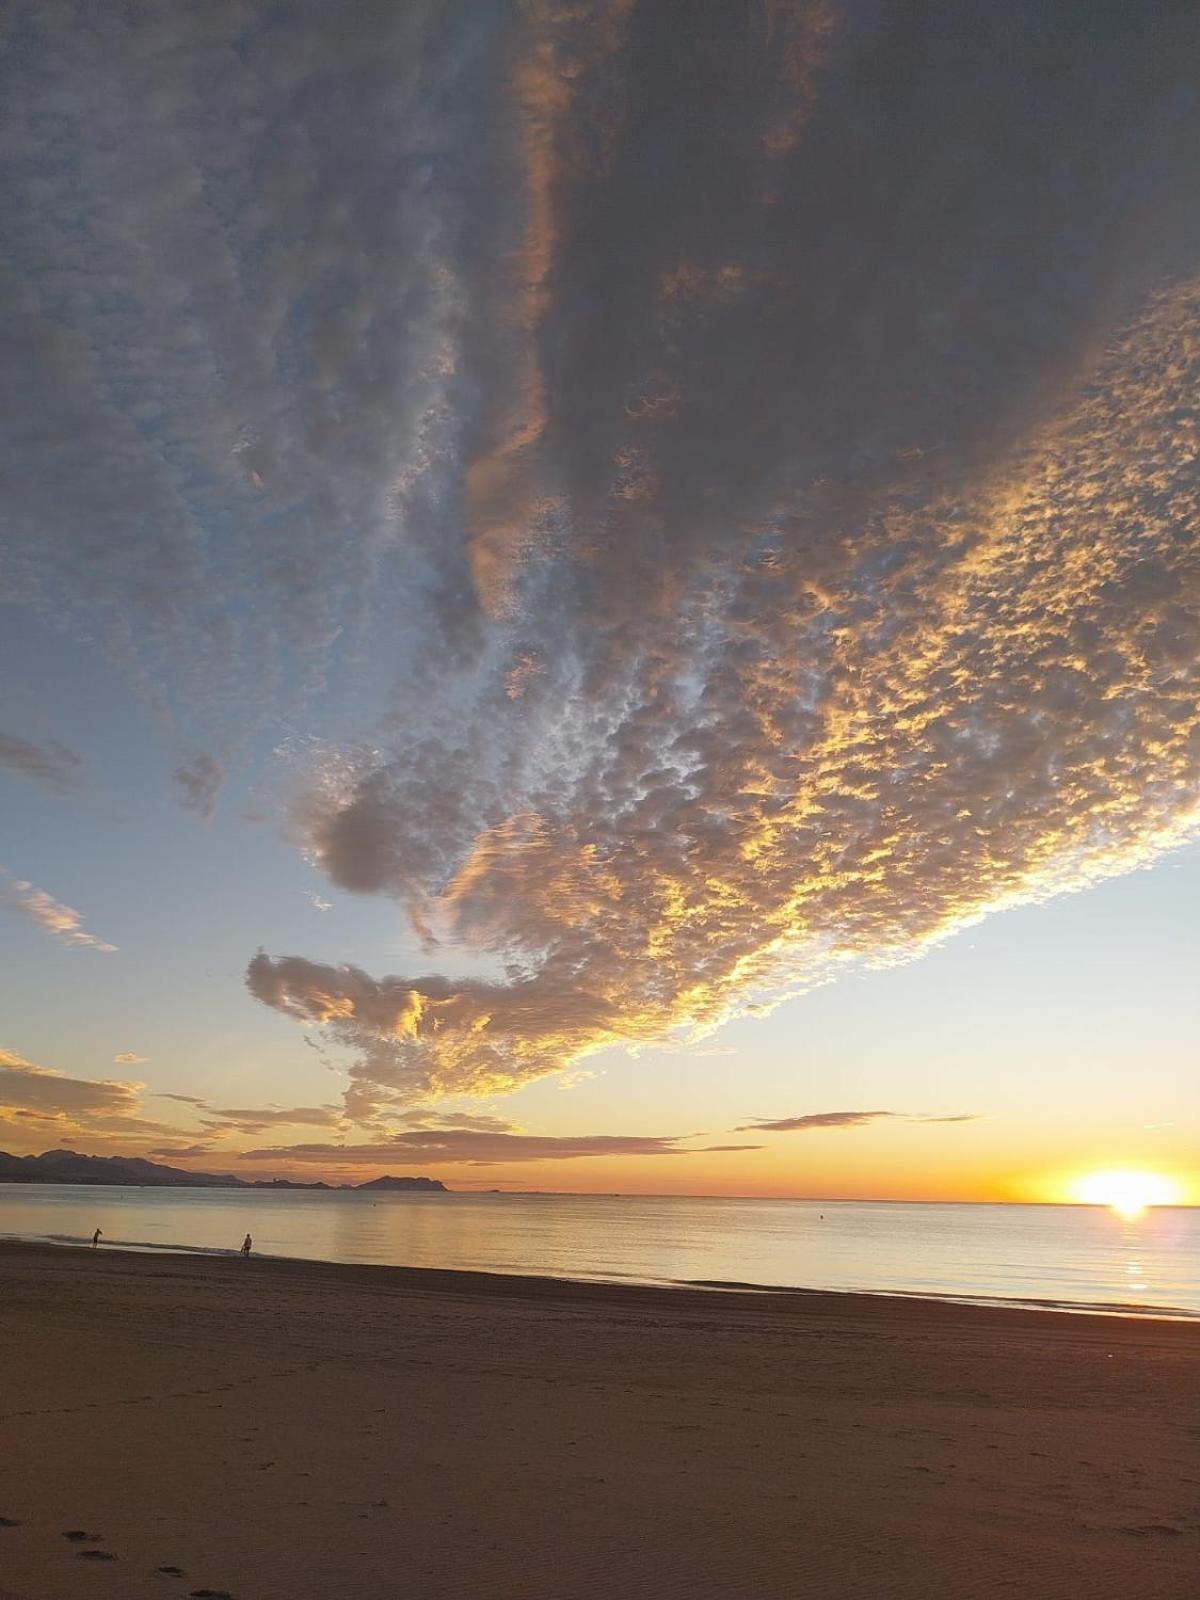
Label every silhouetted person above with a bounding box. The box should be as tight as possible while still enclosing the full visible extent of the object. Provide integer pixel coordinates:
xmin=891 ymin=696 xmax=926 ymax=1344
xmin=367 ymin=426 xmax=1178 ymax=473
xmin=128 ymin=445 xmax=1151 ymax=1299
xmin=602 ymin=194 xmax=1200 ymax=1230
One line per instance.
xmin=241 ymin=1233 xmax=252 ymax=1258
xmin=91 ymin=1228 xmax=101 ymax=1248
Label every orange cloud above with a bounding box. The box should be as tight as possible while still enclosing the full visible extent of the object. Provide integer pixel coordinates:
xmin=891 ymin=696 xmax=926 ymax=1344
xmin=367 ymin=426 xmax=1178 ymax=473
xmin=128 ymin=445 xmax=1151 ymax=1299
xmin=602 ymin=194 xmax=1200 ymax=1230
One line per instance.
xmin=0 ymin=869 xmax=116 ymax=952
xmin=0 ymin=1048 xmax=185 ymax=1147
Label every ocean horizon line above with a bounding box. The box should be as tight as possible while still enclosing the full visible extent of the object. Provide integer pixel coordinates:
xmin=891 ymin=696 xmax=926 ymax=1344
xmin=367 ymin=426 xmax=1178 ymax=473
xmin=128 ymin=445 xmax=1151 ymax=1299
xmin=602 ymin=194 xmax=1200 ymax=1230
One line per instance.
xmin=1 ymin=1178 xmax=1196 ymax=1208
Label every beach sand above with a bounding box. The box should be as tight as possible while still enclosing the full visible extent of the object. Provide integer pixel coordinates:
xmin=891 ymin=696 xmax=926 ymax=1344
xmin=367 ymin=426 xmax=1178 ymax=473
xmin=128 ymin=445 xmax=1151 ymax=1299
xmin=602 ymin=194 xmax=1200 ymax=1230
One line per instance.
xmin=0 ymin=1242 xmax=1195 ymax=1599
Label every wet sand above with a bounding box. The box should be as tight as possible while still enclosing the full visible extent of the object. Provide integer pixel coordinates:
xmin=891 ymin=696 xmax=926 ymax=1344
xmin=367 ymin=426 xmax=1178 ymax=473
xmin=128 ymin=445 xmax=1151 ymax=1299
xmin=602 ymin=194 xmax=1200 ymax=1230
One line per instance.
xmin=0 ymin=1241 xmax=1196 ymax=1599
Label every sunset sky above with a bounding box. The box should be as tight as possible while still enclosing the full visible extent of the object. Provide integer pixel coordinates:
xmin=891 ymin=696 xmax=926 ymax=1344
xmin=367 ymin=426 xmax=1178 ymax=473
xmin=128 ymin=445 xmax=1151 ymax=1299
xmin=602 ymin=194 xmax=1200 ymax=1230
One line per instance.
xmin=2 ymin=2 xmax=1197 ymax=1203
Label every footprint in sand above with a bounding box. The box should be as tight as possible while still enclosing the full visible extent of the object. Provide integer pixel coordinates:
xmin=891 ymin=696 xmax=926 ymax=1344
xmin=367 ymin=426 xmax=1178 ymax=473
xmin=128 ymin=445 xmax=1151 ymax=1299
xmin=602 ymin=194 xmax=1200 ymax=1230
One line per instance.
xmin=156 ymin=1564 xmax=185 ymax=1576
xmin=0 ymin=1517 xmax=22 ymax=1528
xmin=76 ymin=1549 xmax=117 ymax=1561
xmin=63 ymin=1530 xmax=102 ymax=1542
xmin=190 ymin=1589 xmax=234 ymax=1598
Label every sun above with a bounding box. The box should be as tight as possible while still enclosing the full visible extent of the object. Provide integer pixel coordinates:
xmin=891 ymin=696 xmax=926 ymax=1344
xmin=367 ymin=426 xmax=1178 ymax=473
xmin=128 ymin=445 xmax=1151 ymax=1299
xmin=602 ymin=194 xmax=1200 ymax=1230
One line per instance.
xmin=1069 ymin=1168 xmax=1181 ymax=1220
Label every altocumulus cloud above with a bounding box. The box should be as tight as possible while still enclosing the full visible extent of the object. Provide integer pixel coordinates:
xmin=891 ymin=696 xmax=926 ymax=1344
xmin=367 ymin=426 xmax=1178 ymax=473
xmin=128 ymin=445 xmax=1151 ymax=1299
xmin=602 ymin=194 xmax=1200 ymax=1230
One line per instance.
xmin=3 ymin=6 xmax=1200 ymax=1109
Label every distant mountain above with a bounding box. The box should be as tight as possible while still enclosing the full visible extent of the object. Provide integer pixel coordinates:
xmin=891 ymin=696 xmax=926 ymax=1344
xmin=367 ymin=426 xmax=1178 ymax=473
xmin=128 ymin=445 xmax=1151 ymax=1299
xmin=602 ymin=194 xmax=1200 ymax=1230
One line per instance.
xmin=354 ymin=1174 xmax=448 ymax=1192
xmin=0 ymin=1148 xmax=242 ymax=1187
xmin=0 ymin=1149 xmax=448 ymax=1193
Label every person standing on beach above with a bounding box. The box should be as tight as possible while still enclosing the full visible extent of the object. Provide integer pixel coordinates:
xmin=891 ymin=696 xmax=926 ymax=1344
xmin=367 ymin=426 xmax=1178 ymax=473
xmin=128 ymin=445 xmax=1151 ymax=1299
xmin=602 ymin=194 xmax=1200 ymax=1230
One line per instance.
xmin=241 ymin=1233 xmax=252 ymax=1257
xmin=91 ymin=1228 xmax=101 ymax=1248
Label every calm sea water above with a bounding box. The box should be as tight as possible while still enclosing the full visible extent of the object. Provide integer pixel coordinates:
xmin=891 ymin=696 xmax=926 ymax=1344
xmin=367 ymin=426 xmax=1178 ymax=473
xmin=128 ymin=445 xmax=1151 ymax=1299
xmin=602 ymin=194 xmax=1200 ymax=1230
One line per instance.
xmin=1 ymin=1186 xmax=1196 ymax=1317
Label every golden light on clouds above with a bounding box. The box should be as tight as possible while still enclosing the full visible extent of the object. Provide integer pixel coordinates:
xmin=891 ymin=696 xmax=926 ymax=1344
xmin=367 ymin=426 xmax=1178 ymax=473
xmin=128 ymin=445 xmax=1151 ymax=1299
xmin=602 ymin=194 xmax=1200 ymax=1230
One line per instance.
xmin=4 ymin=1 xmax=1199 ymax=1159
xmin=254 ymin=276 xmax=1200 ymax=1116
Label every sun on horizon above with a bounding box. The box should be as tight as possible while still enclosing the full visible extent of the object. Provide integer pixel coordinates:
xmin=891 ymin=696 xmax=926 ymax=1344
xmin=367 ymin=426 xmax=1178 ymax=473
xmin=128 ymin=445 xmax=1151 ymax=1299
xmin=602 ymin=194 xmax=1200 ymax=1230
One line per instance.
xmin=1068 ymin=1168 xmax=1184 ymax=1220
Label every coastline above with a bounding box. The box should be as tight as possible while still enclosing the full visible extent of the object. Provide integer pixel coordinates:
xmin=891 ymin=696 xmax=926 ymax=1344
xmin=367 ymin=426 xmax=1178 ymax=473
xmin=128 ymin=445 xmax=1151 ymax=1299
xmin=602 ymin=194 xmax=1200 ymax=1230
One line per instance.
xmin=1 ymin=1241 xmax=1196 ymax=1599
xmin=2 ymin=1233 xmax=1198 ymax=1324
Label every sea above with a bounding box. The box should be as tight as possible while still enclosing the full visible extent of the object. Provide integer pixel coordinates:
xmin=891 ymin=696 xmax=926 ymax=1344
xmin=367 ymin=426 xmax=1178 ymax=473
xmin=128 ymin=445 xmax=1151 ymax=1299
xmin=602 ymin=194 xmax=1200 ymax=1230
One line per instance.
xmin=1 ymin=1186 xmax=1196 ymax=1318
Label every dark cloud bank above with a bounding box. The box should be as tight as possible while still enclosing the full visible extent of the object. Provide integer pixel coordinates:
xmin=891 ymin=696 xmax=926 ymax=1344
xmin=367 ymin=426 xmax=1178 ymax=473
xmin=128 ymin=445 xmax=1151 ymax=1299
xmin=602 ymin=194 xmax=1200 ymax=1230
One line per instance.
xmin=4 ymin=3 xmax=1200 ymax=1115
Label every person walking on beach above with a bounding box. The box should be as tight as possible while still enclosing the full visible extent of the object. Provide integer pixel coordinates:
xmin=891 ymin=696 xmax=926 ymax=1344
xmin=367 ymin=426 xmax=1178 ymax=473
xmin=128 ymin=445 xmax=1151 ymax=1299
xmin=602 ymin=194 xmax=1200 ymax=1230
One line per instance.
xmin=91 ymin=1228 xmax=102 ymax=1248
xmin=241 ymin=1233 xmax=252 ymax=1258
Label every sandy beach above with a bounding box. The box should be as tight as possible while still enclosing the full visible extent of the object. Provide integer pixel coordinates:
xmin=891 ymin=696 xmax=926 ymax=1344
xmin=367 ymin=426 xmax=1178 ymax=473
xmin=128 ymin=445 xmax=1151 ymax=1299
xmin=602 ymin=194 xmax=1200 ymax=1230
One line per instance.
xmin=0 ymin=1243 xmax=1196 ymax=1599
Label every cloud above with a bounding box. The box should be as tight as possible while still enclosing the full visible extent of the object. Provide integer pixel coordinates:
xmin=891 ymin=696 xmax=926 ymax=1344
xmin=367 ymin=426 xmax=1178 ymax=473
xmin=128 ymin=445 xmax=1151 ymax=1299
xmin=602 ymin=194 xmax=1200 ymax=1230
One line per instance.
xmin=200 ymin=1104 xmax=343 ymax=1136
xmin=239 ymin=1129 xmax=759 ymax=1167
xmin=736 ymin=1112 xmax=896 ymax=1133
xmin=245 ymin=951 xmax=628 ymax=1109
xmin=4 ymin=6 xmax=1200 ymax=1108
xmin=113 ymin=1052 xmax=147 ymax=1065
xmin=242 ymin=8 xmax=1200 ymax=1111
xmin=734 ymin=1111 xmax=976 ymax=1133
xmin=146 ymin=1092 xmax=346 ymax=1137
xmin=0 ymin=869 xmax=116 ymax=952
xmin=0 ymin=1048 xmax=209 ymax=1149
xmin=252 ymin=255 xmax=1200 ymax=1108
xmin=0 ymin=1 xmax=496 ymax=747
xmin=173 ymin=754 xmax=225 ymax=820
xmin=0 ymin=1051 xmax=744 ymax=1175
xmin=0 ymin=733 xmax=84 ymax=793
xmin=0 ymin=1047 xmax=140 ymax=1117
xmin=393 ymin=1110 xmax=521 ymax=1134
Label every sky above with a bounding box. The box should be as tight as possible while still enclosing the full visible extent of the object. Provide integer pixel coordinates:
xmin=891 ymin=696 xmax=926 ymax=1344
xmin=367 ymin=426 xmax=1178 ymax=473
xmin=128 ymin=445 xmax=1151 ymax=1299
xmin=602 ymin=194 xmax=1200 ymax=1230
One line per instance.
xmin=1 ymin=1 xmax=1198 ymax=1203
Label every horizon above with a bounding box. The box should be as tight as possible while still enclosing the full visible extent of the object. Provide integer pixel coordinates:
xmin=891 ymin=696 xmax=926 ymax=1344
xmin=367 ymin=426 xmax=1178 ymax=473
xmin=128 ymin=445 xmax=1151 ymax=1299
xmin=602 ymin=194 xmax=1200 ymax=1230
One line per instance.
xmin=4 ymin=1145 xmax=1198 ymax=1211
xmin=2 ymin=3 xmax=1197 ymax=1212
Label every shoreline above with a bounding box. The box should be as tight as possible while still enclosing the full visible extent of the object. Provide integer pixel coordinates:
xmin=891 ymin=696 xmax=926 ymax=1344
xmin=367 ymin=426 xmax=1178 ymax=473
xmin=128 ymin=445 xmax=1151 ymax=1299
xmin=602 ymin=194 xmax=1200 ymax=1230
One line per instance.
xmin=2 ymin=1234 xmax=1196 ymax=1325
xmin=2 ymin=1237 xmax=1198 ymax=1333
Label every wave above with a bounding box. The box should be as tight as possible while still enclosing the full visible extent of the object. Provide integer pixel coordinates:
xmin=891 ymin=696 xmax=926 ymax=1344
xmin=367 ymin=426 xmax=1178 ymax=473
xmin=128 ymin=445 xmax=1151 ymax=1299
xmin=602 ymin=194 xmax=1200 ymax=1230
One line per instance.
xmin=0 ymin=1231 xmax=257 ymax=1260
